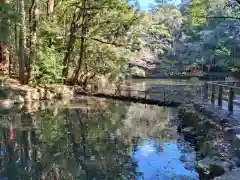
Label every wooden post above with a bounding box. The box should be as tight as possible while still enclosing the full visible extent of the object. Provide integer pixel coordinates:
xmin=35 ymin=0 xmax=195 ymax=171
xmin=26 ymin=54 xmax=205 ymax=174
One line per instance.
xmin=228 ymin=88 xmax=234 ymax=111
xmin=200 ymin=86 xmax=202 ymax=99
xmin=211 ymin=84 xmax=215 ymax=103
xmin=164 ymin=89 xmax=166 ymax=103
xmin=204 ymin=83 xmax=208 ymax=99
xmin=218 ymin=86 xmax=223 ymax=107
xmin=144 ymin=90 xmax=146 ymax=99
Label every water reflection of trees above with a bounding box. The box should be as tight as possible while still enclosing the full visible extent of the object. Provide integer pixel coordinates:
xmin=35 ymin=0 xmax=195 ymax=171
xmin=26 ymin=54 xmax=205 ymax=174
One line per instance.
xmin=122 ymin=104 xmax=176 ymax=140
xmin=0 ymin=99 xmax=148 ymax=179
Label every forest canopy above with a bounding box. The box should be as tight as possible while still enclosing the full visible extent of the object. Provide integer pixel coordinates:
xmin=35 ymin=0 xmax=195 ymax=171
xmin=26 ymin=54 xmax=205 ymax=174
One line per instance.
xmin=0 ymin=0 xmax=240 ymax=85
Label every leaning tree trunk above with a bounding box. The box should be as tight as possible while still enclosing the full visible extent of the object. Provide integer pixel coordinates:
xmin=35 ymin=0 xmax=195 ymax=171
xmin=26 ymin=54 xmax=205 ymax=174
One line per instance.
xmin=62 ymin=6 xmax=82 ymax=82
xmin=0 ymin=0 xmax=10 ymax=75
xmin=19 ymin=0 xmax=26 ymax=84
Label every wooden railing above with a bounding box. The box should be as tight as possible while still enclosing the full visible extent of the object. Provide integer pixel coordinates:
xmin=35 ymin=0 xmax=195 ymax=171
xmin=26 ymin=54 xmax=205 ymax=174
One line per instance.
xmin=85 ymin=83 xmax=205 ymax=104
xmin=79 ymin=81 xmax=240 ymax=111
xmin=206 ymin=81 xmax=240 ymax=111
xmin=89 ymin=85 xmax=151 ymax=99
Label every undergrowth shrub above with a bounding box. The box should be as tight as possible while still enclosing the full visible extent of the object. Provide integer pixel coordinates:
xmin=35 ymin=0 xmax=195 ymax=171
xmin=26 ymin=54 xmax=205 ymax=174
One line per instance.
xmin=32 ymin=46 xmax=63 ymax=84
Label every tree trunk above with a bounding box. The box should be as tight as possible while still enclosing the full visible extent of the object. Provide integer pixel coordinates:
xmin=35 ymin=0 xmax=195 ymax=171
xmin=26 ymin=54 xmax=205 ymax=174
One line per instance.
xmin=12 ymin=0 xmax=20 ymax=76
xmin=19 ymin=0 xmax=27 ymax=84
xmin=0 ymin=44 xmax=9 ymax=74
xmin=28 ymin=0 xmax=39 ymax=82
xmin=62 ymin=6 xmax=83 ymax=82
xmin=62 ymin=33 xmax=76 ymax=81
xmin=0 ymin=0 xmax=10 ymax=75
xmin=72 ymin=0 xmax=88 ymax=84
xmin=72 ymin=36 xmax=85 ymax=84
xmin=47 ymin=0 xmax=54 ymax=14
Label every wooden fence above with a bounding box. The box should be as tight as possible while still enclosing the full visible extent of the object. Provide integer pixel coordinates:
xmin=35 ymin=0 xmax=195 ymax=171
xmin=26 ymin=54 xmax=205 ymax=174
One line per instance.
xmin=80 ymin=83 xmax=206 ymax=105
xmin=88 ymin=82 xmax=240 ymax=111
xmin=89 ymin=85 xmax=151 ymax=100
xmin=206 ymin=81 xmax=240 ymax=111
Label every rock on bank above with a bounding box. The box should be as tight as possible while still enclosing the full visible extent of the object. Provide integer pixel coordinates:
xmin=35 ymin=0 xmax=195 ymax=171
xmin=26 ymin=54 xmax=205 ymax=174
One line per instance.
xmin=0 ymin=78 xmax=74 ymax=104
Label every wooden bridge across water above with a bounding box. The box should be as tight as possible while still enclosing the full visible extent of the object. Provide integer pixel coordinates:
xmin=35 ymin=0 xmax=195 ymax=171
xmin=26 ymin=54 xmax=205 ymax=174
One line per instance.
xmin=77 ymin=85 xmax=181 ymax=107
xmin=1 ymin=74 xmax=239 ymax=113
xmin=206 ymin=81 xmax=240 ymax=112
xmin=76 ymin=81 xmax=240 ymax=113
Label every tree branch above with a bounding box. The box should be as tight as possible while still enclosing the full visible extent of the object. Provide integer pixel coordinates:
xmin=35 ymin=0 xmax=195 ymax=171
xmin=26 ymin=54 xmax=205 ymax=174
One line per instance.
xmin=77 ymin=36 xmax=135 ymax=51
xmin=192 ymin=15 xmax=240 ymax=20
xmin=90 ymin=37 xmax=135 ymax=51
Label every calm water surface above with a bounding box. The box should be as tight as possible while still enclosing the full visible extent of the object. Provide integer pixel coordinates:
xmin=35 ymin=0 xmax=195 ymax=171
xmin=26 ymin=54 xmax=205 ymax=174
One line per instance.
xmin=0 ymin=97 xmax=198 ymax=180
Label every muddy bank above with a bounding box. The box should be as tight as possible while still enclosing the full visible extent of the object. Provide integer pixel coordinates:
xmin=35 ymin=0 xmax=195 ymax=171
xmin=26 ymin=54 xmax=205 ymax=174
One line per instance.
xmin=178 ymin=104 xmax=240 ymax=179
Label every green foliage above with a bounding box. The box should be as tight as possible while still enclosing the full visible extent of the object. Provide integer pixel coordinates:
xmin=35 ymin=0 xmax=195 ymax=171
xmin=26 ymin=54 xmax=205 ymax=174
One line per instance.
xmin=187 ymin=0 xmax=209 ymax=26
xmin=33 ymin=46 xmax=63 ymax=84
xmin=173 ymin=0 xmax=240 ymax=71
xmin=142 ymin=3 xmax=185 ymax=71
xmin=5 ymin=0 xmax=240 ymax=84
xmin=0 ymin=3 xmax=19 ymax=42
xmin=0 ymin=4 xmax=18 ymax=21
xmin=215 ymin=46 xmax=230 ymax=59
xmin=131 ymin=66 xmax=146 ymax=77
xmin=2 ymin=0 xmax=143 ymax=85
xmin=50 ymin=0 xmax=142 ymax=84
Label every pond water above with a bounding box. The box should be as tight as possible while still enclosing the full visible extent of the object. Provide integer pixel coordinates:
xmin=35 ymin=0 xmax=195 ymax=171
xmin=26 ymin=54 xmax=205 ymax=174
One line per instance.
xmin=0 ymin=97 xmax=199 ymax=180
